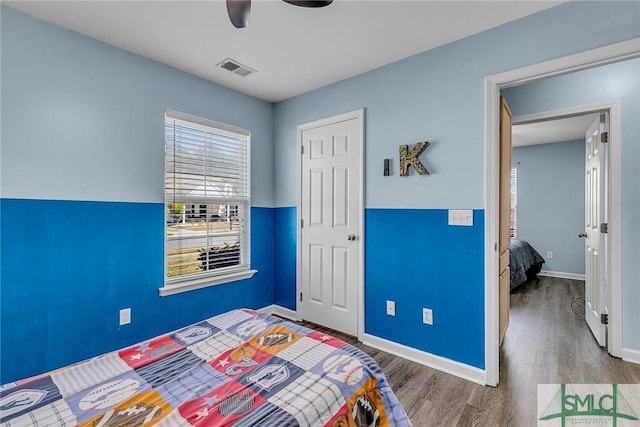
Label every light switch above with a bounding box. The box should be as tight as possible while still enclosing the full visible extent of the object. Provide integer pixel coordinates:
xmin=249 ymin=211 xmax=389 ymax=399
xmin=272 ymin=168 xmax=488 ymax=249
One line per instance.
xmin=448 ymin=209 xmax=473 ymax=226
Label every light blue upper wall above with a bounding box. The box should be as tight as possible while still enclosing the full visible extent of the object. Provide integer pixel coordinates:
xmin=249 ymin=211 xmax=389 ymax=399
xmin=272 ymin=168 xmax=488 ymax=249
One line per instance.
xmin=0 ymin=6 xmax=275 ymax=207
xmin=503 ymin=57 xmax=640 ymax=352
xmin=512 ymin=140 xmax=585 ymax=275
xmin=272 ymin=0 xmax=640 ymax=357
xmin=273 ymin=1 xmax=640 ymax=208
xmin=0 ymin=6 xmax=278 ymax=382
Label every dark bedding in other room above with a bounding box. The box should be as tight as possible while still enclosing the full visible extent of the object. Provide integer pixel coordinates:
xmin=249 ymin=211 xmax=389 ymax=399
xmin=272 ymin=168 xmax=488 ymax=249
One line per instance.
xmin=509 ymin=238 xmax=545 ymax=291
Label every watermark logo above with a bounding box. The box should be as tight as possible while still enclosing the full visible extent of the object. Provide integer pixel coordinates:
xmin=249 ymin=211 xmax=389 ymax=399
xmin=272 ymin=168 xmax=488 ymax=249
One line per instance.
xmin=538 ymin=384 xmax=640 ymax=426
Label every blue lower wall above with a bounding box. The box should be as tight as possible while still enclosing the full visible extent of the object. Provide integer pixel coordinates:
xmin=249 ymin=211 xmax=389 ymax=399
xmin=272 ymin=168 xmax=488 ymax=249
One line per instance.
xmin=1 ymin=202 xmax=484 ymax=380
xmin=0 ymin=199 xmax=274 ymax=383
xmin=272 ymin=207 xmax=485 ymax=369
xmin=365 ymin=209 xmax=485 ymax=369
xmin=274 ymin=207 xmax=297 ymax=310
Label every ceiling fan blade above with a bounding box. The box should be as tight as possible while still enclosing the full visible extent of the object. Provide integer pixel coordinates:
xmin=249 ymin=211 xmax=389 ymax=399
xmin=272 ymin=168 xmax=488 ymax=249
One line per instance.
xmin=282 ymin=0 xmax=333 ymax=8
xmin=226 ymin=0 xmax=251 ymax=28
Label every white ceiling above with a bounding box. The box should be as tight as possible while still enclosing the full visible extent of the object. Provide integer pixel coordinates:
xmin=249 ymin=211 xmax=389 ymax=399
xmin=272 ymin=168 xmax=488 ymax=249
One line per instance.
xmin=512 ymin=114 xmax=599 ymax=147
xmin=6 ymin=0 xmax=562 ymax=102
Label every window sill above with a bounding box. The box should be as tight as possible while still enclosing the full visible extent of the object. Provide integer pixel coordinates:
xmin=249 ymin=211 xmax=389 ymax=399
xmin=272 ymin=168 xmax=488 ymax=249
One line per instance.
xmin=159 ymin=269 xmax=258 ymax=297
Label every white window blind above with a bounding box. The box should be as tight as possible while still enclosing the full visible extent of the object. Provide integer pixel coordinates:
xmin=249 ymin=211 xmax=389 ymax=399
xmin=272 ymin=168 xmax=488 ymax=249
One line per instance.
xmin=164 ymin=112 xmax=251 ymax=288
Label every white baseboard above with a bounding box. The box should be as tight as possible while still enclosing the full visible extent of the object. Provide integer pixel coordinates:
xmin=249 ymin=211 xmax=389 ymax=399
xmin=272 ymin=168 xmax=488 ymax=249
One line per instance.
xmin=361 ymin=333 xmax=486 ymax=386
xmin=256 ymin=306 xmax=486 ymax=385
xmin=257 ymin=304 xmax=299 ymax=321
xmin=622 ymin=348 xmax=640 ymax=365
xmin=539 ymin=270 xmax=586 ymax=281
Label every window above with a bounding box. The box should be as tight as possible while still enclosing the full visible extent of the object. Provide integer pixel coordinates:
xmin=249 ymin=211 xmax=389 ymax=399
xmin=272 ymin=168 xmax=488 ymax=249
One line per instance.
xmin=161 ymin=111 xmax=255 ymax=296
xmin=510 ymin=166 xmax=517 ymax=238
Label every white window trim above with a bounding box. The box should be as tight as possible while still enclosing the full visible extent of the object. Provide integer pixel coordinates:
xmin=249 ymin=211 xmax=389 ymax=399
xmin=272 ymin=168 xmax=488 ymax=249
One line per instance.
xmin=159 ymin=269 xmax=257 ymax=297
xmin=160 ymin=110 xmax=254 ymax=297
xmin=166 ymin=110 xmax=250 ymax=138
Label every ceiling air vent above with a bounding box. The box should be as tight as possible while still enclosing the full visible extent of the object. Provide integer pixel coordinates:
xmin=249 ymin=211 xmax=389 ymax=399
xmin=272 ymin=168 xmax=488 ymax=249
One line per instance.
xmin=217 ymin=58 xmax=256 ymax=77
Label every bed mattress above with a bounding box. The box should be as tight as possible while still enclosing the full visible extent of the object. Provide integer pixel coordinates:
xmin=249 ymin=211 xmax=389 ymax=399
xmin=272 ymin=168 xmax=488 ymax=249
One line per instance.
xmin=0 ymin=308 xmax=411 ymax=426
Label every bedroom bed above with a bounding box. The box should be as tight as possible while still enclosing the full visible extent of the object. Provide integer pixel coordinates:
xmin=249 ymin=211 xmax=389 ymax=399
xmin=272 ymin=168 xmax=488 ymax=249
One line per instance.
xmin=0 ymin=309 xmax=411 ymax=426
xmin=509 ymin=238 xmax=545 ymax=291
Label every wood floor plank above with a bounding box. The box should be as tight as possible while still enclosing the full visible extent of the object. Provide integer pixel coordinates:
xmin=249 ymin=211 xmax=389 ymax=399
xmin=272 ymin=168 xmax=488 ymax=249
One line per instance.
xmin=290 ymin=276 xmax=640 ymax=425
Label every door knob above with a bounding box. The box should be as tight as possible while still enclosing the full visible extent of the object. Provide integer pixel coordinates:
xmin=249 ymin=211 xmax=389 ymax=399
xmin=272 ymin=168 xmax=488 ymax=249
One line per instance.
xmin=347 ymin=234 xmax=356 ymax=241
xmin=578 ymin=232 xmax=587 ymax=238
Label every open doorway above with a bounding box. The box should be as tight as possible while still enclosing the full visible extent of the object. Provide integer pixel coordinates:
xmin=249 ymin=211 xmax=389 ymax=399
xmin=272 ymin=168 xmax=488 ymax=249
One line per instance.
xmin=501 ymin=111 xmax=610 ymax=376
xmin=484 ymin=39 xmax=639 ymax=386
xmin=500 ymin=100 xmax=617 ymax=354
xmin=509 ymin=113 xmax=598 ymax=285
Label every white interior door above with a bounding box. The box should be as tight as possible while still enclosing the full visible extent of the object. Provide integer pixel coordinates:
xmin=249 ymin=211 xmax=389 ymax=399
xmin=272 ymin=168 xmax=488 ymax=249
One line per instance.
xmin=584 ymin=114 xmax=607 ymax=346
xmin=299 ymin=115 xmax=361 ymax=336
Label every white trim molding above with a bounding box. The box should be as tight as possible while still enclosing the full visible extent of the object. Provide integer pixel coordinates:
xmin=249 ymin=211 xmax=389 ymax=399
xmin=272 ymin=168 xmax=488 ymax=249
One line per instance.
xmin=490 ymin=38 xmax=640 ymax=90
xmin=258 ymin=306 xmax=488 ymax=383
xmin=258 ymin=304 xmax=299 ymax=321
xmin=622 ymin=348 xmax=640 ymax=366
xmin=362 ymin=333 xmax=486 ymax=385
xmin=538 ymin=271 xmax=586 ymax=281
xmin=484 ymin=37 xmax=638 ymax=387
xmin=159 ymin=270 xmax=257 ymax=296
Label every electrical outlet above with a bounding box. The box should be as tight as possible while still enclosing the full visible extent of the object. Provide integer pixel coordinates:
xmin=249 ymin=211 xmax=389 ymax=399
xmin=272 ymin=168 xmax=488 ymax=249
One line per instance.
xmin=547 ymin=251 xmax=553 ymax=260
xmin=423 ymin=308 xmax=433 ymax=325
xmin=119 ymin=308 xmax=131 ymax=326
xmin=386 ymin=300 xmax=396 ymax=316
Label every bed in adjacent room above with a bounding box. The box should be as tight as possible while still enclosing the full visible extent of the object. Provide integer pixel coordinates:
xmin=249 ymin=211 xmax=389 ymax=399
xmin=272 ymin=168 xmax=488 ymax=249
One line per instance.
xmin=0 ymin=309 xmax=411 ymax=426
xmin=509 ymin=238 xmax=545 ymax=291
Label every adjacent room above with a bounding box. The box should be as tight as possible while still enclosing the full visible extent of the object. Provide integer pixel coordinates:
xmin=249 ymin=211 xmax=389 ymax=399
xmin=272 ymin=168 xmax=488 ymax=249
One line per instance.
xmin=506 ymin=113 xmax=592 ymax=370
xmin=1 ymin=1 xmax=639 ymax=425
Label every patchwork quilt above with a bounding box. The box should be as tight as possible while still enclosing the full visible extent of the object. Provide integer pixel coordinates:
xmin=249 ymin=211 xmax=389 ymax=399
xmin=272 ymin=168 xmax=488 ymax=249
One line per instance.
xmin=0 ymin=309 xmax=411 ymax=426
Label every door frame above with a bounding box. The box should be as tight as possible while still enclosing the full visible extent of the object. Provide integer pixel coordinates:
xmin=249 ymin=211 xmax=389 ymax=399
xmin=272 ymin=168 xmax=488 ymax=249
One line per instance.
xmin=484 ymin=37 xmax=640 ymax=386
xmin=296 ymin=108 xmax=365 ymax=341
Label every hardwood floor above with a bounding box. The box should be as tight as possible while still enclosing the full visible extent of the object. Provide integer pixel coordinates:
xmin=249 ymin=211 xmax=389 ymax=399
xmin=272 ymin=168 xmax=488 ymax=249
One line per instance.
xmin=298 ymin=276 xmax=640 ymax=426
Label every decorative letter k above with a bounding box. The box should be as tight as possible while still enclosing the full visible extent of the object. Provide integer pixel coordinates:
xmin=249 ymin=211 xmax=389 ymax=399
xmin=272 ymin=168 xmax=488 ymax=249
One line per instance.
xmin=399 ymin=141 xmax=430 ymax=176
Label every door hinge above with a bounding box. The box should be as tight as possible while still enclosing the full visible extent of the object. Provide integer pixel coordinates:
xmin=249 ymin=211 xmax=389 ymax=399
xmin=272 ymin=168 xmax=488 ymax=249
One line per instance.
xmin=601 ymin=313 xmax=609 ymax=325
xmin=600 ymin=223 xmax=608 ymax=234
xmin=601 ymin=132 xmax=608 ymax=143
xmin=299 ymin=292 xmax=303 ymax=302
xmin=301 ymin=219 xmax=304 ymax=228
xmin=495 ymin=242 xmax=498 ymax=251
xmin=301 ymin=145 xmax=304 ymax=155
